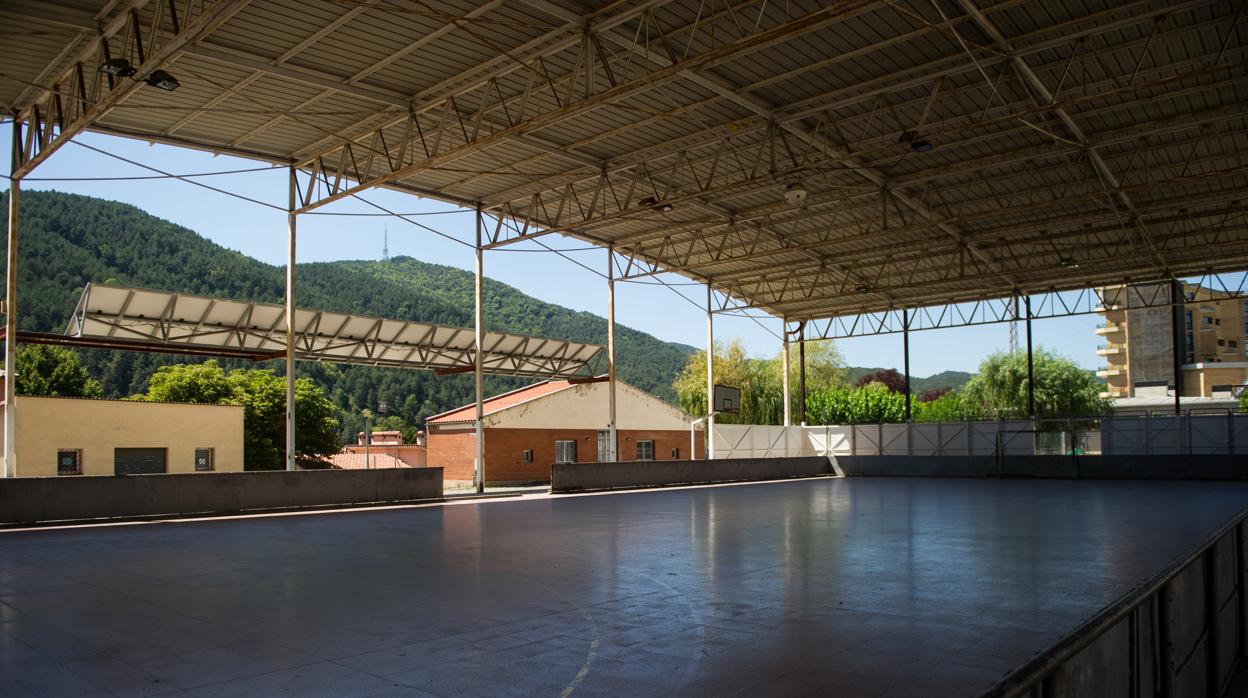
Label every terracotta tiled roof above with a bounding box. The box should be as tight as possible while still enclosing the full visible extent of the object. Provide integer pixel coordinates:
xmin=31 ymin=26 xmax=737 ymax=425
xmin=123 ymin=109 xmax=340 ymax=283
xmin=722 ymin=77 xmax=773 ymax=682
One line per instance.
xmin=426 ymin=380 xmax=575 ymax=424
xmin=327 ymin=453 xmax=411 ymax=470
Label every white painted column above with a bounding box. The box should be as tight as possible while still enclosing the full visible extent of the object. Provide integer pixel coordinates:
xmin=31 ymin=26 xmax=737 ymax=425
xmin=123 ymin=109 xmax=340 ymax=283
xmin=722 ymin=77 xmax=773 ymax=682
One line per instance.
xmin=706 ymin=282 xmax=715 ymax=460
xmin=782 ymin=321 xmax=791 ymax=428
xmin=474 ymin=204 xmax=485 ymax=493
xmin=284 ymin=168 xmax=298 ymax=471
xmin=3 ymin=158 xmax=18 ymax=477
xmin=782 ymin=321 xmax=791 ymax=458
xmin=606 ymin=246 xmax=617 ymax=461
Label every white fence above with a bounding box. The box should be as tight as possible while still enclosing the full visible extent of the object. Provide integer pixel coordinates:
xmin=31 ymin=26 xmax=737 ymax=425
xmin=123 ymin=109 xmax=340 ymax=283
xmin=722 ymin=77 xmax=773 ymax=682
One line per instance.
xmin=712 ymin=421 xmax=1034 ymax=459
xmin=711 ymin=414 xmax=1248 ymax=459
xmin=1100 ymin=413 xmax=1248 ymax=455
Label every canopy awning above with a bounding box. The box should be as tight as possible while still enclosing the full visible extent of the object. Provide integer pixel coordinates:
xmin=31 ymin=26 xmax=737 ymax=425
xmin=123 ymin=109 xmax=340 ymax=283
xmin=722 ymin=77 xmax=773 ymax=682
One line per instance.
xmin=65 ymin=283 xmax=603 ymax=379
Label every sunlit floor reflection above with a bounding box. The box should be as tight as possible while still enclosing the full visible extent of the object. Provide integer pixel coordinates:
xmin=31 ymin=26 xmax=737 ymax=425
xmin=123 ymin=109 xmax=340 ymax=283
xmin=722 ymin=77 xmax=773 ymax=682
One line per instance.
xmin=2 ymin=477 xmax=1246 ymax=697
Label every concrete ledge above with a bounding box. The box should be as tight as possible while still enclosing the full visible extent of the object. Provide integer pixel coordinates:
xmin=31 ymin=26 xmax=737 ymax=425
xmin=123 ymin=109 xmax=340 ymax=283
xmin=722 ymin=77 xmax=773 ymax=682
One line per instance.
xmin=834 ymin=455 xmax=1248 ymax=480
xmin=551 ymin=457 xmax=831 ymax=493
xmin=0 ymin=468 xmax=444 ymax=525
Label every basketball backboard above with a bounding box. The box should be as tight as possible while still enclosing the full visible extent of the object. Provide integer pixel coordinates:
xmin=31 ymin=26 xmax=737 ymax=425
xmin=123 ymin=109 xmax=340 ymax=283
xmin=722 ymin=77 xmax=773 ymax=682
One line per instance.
xmin=712 ymin=384 xmax=741 ymax=415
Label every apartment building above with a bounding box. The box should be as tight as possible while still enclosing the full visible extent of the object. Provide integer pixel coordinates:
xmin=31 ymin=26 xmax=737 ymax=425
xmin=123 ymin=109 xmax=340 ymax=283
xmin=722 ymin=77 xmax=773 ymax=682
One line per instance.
xmin=1097 ymin=282 xmax=1247 ymax=399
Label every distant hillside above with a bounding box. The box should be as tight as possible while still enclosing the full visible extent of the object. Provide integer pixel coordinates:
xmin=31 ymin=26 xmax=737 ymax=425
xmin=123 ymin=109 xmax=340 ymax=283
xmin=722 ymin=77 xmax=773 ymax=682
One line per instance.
xmin=845 ymin=366 xmax=973 ymax=393
xmin=4 ymin=190 xmax=694 ymax=441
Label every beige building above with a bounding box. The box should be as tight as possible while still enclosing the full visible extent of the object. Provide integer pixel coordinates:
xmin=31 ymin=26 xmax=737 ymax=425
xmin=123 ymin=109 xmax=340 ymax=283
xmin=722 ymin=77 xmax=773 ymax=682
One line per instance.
xmin=2 ymin=396 xmax=244 ymax=477
xmin=1097 ymin=282 xmax=1247 ymax=398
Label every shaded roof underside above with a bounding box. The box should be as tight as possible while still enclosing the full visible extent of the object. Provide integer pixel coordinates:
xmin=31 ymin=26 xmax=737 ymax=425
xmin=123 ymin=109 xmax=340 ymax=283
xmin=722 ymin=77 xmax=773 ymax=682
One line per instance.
xmin=66 ymin=284 xmax=603 ymax=378
xmin=4 ymin=0 xmax=1246 ymax=321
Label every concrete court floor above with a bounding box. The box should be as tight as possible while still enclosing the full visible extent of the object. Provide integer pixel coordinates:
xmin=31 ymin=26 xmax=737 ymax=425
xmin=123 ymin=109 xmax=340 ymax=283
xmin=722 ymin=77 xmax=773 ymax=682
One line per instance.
xmin=3 ymin=477 xmax=1248 ymax=698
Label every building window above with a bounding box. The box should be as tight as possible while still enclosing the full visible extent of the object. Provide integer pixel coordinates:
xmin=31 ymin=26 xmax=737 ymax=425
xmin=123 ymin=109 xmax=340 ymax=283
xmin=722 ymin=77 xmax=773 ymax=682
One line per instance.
xmin=523 ymin=449 xmax=533 ymax=463
xmin=1185 ymin=310 xmax=1194 ymax=363
xmin=1204 ymin=317 xmax=1213 ymax=325
xmin=194 ymin=448 xmax=215 ymax=472
xmin=671 ymin=448 xmax=680 ymax=459
xmin=555 ymin=440 xmax=577 ymax=463
xmin=636 ymin=440 xmax=655 ymax=461
xmin=57 ymin=449 xmax=82 ymax=476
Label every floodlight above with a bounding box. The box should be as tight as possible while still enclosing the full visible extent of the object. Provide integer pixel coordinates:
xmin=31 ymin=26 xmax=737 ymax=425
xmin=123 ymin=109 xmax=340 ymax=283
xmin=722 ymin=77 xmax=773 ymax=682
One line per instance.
xmin=638 ymin=196 xmax=673 ymax=212
xmin=144 ymin=70 xmax=180 ymax=91
xmin=900 ymin=130 xmax=934 ymax=153
xmin=784 ymin=183 xmax=808 ymax=205
xmin=1060 ymin=257 xmax=1080 ymax=269
xmin=100 ymin=58 xmax=136 ymax=77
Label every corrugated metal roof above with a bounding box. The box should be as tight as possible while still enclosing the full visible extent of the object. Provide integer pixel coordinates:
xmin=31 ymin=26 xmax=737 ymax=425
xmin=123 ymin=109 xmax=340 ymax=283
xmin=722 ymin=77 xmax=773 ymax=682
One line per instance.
xmin=427 ymin=379 xmax=575 ymax=424
xmin=2 ymin=0 xmax=1244 ymax=322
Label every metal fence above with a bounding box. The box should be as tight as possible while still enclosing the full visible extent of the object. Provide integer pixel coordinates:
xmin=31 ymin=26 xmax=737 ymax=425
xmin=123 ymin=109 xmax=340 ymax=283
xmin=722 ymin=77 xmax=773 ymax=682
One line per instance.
xmin=711 ymin=413 xmax=1248 ymax=459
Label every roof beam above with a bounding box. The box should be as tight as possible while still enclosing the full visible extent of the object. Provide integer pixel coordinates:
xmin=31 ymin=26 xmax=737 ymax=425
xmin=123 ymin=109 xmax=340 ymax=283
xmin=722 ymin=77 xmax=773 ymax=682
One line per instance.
xmin=953 ymin=0 xmax=1173 ymax=275
xmin=288 ymin=3 xmax=873 ymax=214
xmin=12 ymin=0 xmax=250 ymax=178
xmin=482 ymin=0 xmax=1198 ymax=211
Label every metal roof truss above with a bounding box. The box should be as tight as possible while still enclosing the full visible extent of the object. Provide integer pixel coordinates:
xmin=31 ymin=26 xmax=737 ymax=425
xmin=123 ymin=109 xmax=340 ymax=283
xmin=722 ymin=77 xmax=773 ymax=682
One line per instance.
xmin=65 ymin=284 xmax=603 ymax=378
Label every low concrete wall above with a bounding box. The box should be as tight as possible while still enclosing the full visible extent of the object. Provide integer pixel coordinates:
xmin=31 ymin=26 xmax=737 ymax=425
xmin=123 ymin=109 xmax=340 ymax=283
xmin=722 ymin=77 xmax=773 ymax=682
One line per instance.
xmin=550 ymin=456 xmax=831 ymax=493
xmin=834 ymin=455 xmax=1248 ymax=480
xmin=0 ymin=468 xmax=443 ymax=525
xmin=984 ymin=514 xmax=1248 ymax=697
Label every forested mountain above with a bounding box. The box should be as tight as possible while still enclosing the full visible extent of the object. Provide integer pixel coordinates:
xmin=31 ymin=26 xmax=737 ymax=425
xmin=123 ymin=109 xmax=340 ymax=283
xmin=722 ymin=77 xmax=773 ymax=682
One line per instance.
xmin=844 ymin=366 xmax=972 ymax=393
xmin=3 ymin=190 xmax=693 ymax=441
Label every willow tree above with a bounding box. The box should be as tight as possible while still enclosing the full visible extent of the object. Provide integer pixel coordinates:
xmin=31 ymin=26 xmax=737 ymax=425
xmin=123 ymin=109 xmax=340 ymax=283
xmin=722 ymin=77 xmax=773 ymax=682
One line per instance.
xmin=674 ymin=339 xmax=846 ymax=425
xmin=960 ymin=349 xmax=1110 ymax=419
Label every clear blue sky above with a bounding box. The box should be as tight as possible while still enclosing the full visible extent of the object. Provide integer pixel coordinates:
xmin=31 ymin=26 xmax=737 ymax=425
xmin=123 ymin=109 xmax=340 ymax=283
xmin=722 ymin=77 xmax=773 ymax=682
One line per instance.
xmin=1 ymin=125 xmax=1112 ymax=376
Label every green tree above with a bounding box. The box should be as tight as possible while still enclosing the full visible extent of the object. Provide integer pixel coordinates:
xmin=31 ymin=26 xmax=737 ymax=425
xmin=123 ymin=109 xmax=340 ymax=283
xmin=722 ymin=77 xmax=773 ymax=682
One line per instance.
xmin=913 ymin=390 xmax=982 ymax=422
xmin=674 ymin=339 xmax=845 ymax=425
xmin=775 ymin=340 xmax=847 ymax=418
xmin=144 ymin=360 xmax=233 ymax=403
xmin=10 ymin=345 xmax=102 ymax=397
xmin=137 ymin=361 xmax=340 ymax=469
xmin=806 ymin=383 xmax=907 ymax=425
xmin=961 ymin=349 xmax=1110 ymax=419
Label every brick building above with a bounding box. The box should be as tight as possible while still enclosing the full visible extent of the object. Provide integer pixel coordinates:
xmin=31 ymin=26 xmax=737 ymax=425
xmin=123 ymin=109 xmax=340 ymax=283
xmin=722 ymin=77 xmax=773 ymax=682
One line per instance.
xmin=334 ymin=430 xmax=427 ymax=468
xmin=426 ymin=379 xmax=702 ymax=486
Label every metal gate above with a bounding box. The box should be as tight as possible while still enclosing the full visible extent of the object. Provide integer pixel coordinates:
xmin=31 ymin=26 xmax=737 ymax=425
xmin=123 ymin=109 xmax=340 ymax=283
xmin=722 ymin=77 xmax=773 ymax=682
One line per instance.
xmin=114 ymin=448 xmax=167 ymax=475
xmin=596 ymin=430 xmax=611 ymax=462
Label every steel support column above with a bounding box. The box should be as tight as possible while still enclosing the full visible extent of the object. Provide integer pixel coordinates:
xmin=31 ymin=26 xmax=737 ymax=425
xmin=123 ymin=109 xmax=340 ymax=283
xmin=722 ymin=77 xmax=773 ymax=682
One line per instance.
xmin=903 ymin=309 xmax=912 ymax=422
xmin=4 ymin=127 xmax=19 ymax=477
xmin=607 ymin=247 xmax=617 ymax=462
xmin=1025 ymin=296 xmax=1035 ymax=419
xmin=284 ymin=167 xmax=297 ymax=471
xmin=782 ymin=321 xmax=791 ymax=427
xmin=474 ymin=204 xmax=485 ymax=493
xmin=706 ymin=283 xmax=714 ymax=460
xmin=798 ymin=321 xmax=807 ymax=426
xmin=1171 ymin=279 xmax=1185 ymax=415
